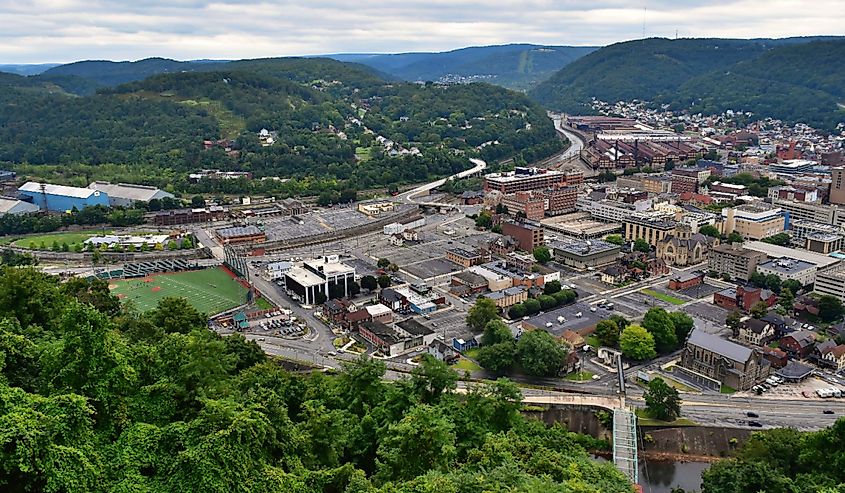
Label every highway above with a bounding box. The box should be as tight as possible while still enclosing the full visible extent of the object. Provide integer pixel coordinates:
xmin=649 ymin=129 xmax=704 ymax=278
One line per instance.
xmin=399 ymin=157 xmax=486 ymax=207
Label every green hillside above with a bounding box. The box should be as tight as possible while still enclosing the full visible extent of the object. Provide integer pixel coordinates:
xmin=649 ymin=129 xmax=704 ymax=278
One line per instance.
xmin=667 ymin=40 xmax=845 ymax=129
xmin=0 ymin=58 xmax=562 ymax=197
xmin=529 ymin=37 xmax=845 ymax=130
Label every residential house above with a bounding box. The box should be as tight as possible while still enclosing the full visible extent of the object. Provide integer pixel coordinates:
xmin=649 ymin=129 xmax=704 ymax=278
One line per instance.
xmin=428 ymin=339 xmax=460 ymax=363
xmin=780 ymin=330 xmax=816 ymax=359
xmin=738 ymin=318 xmax=775 ymax=346
xmin=324 ymin=298 xmax=355 ymax=325
xmin=814 ymin=339 xmax=838 ymax=367
xmin=823 ymin=345 xmax=845 ymax=370
xmin=762 ymin=347 xmax=789 ymax=369
xmin=452 ymin=336 xmax=479 ymax=353
xmin=601 ymin=266 xmax=626 ymax=285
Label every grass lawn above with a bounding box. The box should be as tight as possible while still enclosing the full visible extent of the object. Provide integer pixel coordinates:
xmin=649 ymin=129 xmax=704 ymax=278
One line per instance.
xmin=662 ymin=376 xmax=698 ymax=392
xmin=464 ymin=348 xmax=480 ymax=359
xmin=355 ymin=146 xmax=372 ymax=162
xmin=635 ymin=409 xmax=697 ymax=426
xmin=12 ymin=230 xmax=112 ymax=250
xmin=587 ymin=335 xmax=601 ymax=349
xmin=109 ymin=267 xmax=248 ymax=314
xmin=255 ymin=297 xmax=274 ymax=310
xmin=179 ymin=98 xmax=245 ymax=139
xmin=565 ymin=371 xmax=595 ymax=382
xmin=641 ymin=289 xmax=686 ymax=306
xmin=720 ymin=385 xmax=737 ymax=394
xmin=454 ymin=357 xmax=481 ymax=372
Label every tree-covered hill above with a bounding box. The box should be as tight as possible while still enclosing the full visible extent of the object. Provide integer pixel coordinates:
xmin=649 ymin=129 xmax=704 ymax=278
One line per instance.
xmin=701 ymin=421 xmax=845 ymax=492
xmin=40 ymin=57 xmax=202 ymax=93
xmin=330 ymin=44 xmax=598 ymax=90
xmin=529 ymin=37 xmax=845 ymax=130
xmin=0 ymin=58 xmax=563 ymax=197
xmin=667 ymin=40 xmax=845 ymax=130
xmin=0 ymin=267 xmax=631 ymax=492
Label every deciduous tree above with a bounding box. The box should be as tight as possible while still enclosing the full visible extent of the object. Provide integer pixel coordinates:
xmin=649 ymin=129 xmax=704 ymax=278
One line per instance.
xmin=619 ymin=325 xmax=656 ymax=360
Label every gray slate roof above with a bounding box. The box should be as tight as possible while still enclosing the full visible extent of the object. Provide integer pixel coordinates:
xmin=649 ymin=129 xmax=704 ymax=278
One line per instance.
xmin=688 ymin=329 xmax=753 ymax=363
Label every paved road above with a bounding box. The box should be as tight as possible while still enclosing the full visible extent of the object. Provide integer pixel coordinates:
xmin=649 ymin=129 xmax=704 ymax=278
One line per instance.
xmin=399 ymin=158 xmax=486 ymax=207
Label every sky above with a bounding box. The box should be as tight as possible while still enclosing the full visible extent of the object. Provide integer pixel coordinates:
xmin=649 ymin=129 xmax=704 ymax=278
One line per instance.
xmin=1 ymin=0 xmax=844 ymax=63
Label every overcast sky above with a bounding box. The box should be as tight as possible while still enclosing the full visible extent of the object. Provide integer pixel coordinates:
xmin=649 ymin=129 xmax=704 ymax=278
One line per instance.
xmin=2 ymin=0 xmax=844 ymax=63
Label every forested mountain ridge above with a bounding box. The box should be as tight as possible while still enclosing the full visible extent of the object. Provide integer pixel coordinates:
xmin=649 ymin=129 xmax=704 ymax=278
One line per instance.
xmin=0 ymin=267 xmax=632 ymax=492
xmin=329 ymin=44 xmax=598 ymax=90
xmin=0 ymin=57 xmax=563 ymax=197
xmin=529 ymin=37 xmax=845 ymax=130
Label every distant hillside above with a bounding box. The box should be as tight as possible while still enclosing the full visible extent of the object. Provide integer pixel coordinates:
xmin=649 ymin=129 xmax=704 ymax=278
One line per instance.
xmin=529 ymin=37 xmax=845 ymax=130
xmin=0 ymin=63 xmax=59 ymax=76
xmin=327 ymin=44 xmax=597 ymax=90
xmin=0 ymin=57 xmax=561 ymax=196
xmin=667 ymin=40 xmax=845 ymax=129
xmin=40 ymin=57 xmax=202 ymax=94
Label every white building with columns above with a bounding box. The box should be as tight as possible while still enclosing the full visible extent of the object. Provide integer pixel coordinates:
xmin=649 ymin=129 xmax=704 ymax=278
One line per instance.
xmin=283 ymin=255 xmax=356 ymax=305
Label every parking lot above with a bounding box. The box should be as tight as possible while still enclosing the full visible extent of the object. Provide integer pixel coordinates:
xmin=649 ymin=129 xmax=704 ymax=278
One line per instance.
xmin=426 ymin=307 xmax=474 ymax=342
xmin=737 ymin=375 xmax=845 ymax=400
xmin=521 ymin=302 xmax=614 ymax=337
xmin=244 ymin=311 xmax=306 ymax=338
xmin=677 ymin=281 xmax=723 ymax=300
xmin=264 ymin=205 xmax=415 ymax=242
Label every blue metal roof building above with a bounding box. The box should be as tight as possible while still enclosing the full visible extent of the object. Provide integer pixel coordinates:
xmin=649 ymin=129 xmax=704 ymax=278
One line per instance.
xmin=18 ymin=182 xmax=110 ymax=212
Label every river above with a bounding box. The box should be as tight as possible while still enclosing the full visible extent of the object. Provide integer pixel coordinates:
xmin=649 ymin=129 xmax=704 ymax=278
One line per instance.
xmin=639 ymin=460 xmax=710 ymax=493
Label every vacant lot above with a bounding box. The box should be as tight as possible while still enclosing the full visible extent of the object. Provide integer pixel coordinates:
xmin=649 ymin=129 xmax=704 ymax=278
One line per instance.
xmin=12 ymin=230 xmax=112 ymax=250
xmin=109 ymin=267 xmax=248 ymax=314
xmin=641 ymin=289 xmax=686 ymax=306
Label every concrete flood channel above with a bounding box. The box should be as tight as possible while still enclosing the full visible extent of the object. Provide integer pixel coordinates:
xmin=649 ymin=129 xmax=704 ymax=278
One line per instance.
xmin=526 ymin=405 xmax=755 ymax=492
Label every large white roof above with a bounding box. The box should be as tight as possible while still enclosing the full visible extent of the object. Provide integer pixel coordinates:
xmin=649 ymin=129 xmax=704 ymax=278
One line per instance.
xmin=19 ymin=182 xmax=100 ymax=199
xmin=88 ymin=181 xmax=173 ymax=202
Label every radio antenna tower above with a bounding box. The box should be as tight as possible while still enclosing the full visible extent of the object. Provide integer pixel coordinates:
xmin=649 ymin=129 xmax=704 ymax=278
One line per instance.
xmin=642 ymin=3 xmax=647 ymax=40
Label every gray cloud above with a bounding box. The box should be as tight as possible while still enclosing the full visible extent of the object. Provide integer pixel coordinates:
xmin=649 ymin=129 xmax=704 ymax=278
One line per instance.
xmin=0 ymin=0 xmax=843 ymax=62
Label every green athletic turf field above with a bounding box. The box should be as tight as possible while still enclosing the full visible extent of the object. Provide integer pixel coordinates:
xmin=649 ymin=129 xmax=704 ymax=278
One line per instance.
xmin=109 ymin=267 xmax=248 ymax=314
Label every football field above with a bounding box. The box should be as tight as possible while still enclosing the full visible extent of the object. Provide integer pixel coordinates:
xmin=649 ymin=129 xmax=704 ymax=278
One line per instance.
xmin=109 ymin=267 xmax=248 ymax=314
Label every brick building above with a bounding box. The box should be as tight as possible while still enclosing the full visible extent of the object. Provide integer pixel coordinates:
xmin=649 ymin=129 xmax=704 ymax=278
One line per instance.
xmin=501 ymin=221 xmax=544 ymax=252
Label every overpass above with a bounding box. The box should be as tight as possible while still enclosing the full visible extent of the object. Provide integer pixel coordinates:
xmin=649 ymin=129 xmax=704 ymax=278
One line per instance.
xmin=398 ymin=158 xmax=487 ymax=209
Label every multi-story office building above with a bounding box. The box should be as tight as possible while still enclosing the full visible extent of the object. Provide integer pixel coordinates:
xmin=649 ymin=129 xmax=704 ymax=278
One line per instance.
xmin=831 ymin=168 xmax=845 ymax=206
xmin=501 ymin=191 xmax=546 ymax=221
xmin=551 ymin=238 xmax=621 ymax=271
xmin=622 ymin=214 xmax=677 ymax=247
xmin=815 ymin=264 xmax=845 ymax=303
xmin=773 ymin=198 xmax=844 ymax=226
xmin=284 ymin=255 xmax=356 ymax=305
xmin=708 ymin=243 xmax=768 ymax=281
xmin=790 ymin=219 xmax=844 ymax=245
xmin=721 ymin=203 xmax=785 ymax=240
xmin=757 ymin=257 xmax=818 ymax=286
xmin=484 ymin=167 xmax=582 ymax=194
xmin=501 ymin=220 xmax=544 ymax=252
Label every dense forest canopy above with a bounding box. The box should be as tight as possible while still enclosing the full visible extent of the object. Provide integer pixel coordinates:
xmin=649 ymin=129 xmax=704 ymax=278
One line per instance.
xmin=529 ymin=37 xmax=845 ymax=131
xmin=0 ymin=267 xmax=630 ymax=492
xmin=0 ymin=58 xmax=563 ymax=197
xmin=701 ymin=421 xmax=845 ymax=492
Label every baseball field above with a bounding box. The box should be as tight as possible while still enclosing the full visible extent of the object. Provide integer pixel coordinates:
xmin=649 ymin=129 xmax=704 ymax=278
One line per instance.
xmin=109 ymin=267 xmax=248 ymax=314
